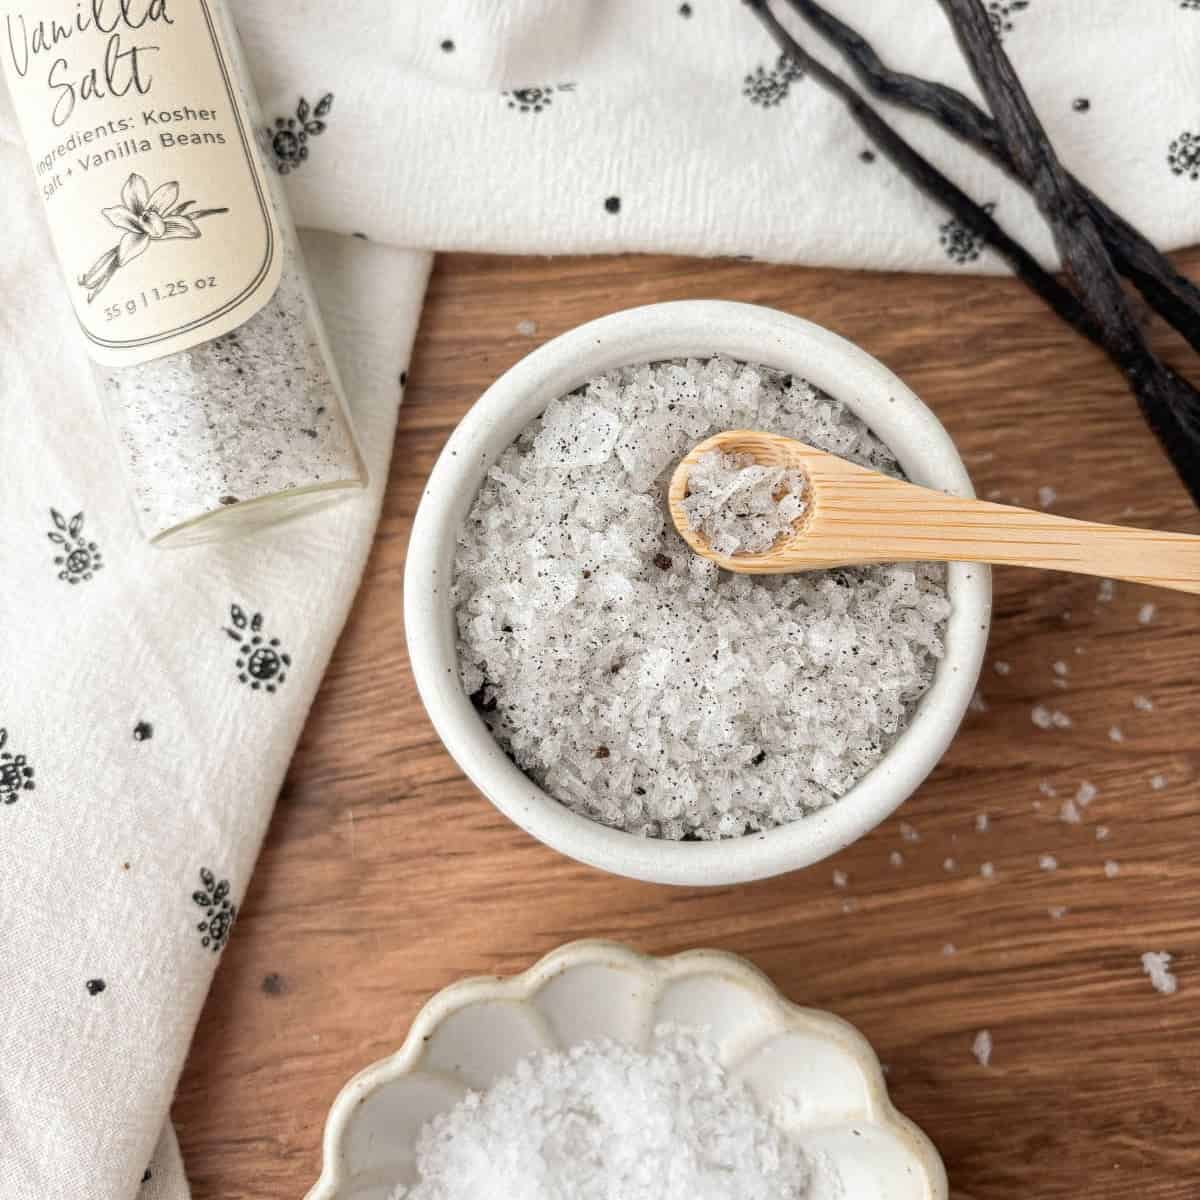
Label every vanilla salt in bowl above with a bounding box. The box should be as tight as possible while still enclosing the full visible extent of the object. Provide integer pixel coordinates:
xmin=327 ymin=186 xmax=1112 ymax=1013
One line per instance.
xmin=405 ymin=301 xmax=990 ymax=885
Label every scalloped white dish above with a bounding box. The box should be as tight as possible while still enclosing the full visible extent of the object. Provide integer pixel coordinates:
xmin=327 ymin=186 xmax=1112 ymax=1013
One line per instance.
xmin=307 ymin=941 xmax=947 ymax=1200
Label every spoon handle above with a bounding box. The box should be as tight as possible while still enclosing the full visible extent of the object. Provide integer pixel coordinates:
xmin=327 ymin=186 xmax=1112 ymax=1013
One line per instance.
xmin=798 ymin=469 xmax=1200 ymax=593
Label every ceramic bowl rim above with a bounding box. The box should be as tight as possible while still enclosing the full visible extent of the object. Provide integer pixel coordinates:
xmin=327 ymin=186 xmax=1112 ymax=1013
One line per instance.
xmin=403 ymin=300 xmax=990 ymax=885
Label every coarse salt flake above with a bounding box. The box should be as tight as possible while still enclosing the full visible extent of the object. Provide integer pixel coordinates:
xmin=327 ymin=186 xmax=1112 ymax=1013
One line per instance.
xmin=971 ymin=1030 xmax=992 ymax=1067
xmin=1141 ymin=951 xmax=1178 ymax=995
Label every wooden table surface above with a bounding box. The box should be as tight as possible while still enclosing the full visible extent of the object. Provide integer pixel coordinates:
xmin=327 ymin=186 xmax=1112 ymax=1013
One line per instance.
xmin=177 ymin=249 xmax=1200 ymax=1199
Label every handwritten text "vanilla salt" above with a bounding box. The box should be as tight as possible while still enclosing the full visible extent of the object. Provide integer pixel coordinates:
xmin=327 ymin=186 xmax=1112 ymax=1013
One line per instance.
xmin=5 ymin=1 xmax=174 ymax=128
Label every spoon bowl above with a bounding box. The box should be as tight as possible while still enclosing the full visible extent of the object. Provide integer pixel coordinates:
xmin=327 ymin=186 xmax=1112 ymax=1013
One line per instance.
xmin=671 ymin=429 xmax=1200 ymax=593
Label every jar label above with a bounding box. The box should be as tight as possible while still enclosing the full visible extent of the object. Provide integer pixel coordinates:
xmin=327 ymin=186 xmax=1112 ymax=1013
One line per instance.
xmin=2 ymin=1 xmax=282 ymax=367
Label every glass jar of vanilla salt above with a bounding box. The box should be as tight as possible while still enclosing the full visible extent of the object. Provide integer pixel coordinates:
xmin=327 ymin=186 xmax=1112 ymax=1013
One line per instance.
xmin=2 ymin=0 xmax=365 ymax=545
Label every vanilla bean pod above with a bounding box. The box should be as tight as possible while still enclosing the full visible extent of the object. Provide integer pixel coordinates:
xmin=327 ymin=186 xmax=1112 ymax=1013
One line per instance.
xmin=744 ymin=0 xmax=1097 ymax=342
xmin=940 ymin=0 xmax=1200 ymax=501
xmin=783 ymin=0 xmax=1200 ymax=356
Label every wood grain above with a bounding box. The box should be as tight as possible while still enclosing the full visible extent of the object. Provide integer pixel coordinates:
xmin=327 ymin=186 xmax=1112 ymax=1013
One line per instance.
xmin=175 ymin=249 xmax=1200 ymax=1199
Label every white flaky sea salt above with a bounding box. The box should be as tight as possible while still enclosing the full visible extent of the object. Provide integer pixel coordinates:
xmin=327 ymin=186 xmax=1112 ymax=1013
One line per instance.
xmin=900 ymin=821 xmax=921 ymax=843
xmin=1075 ymin=780 xmax=1098 ymax=806
xmin=889 ymin=850 xmax=904 ymax=867
xmin=1138 ymin=603 xmax=1157 ymax=625
xmin=1053 ymin=660 xmax=1069 ymax=677
xmin=1048 ymin=905 xmax=1070 ymax=920
xmin=1150 ymin=773 xmax=1168 ymax=791
xmin=943 ymin=857 xmax=959 ymax=872
xmin=1037 ymin=485 xmax=1057 ymax=509
xmin=1104 ymin=860 xmax=1120 ymax=878
xmin=1141 ymin=951 xmax=1178 ymax=995
xmin=1134 ymin=695 xmax=1155 ymax=712
xmin=1038 ymin=780 xmax=1058 ymax=798
xmin=975 ymin=812 xmax=990 ymax=833
xmin=1096 ymin=826 xmax=1111 ymax=841
xmin=993 ymin=660 xmax=1012 ymax=676
xmin=971 ymin=1030 xmax=992 ymax=1067
xmin=1109 ymin=725 xmax=1124 ymax=743
xmin=680 ymin=451 xmax=806 ymax=555
xmin=1033 ymin=705 xmax=1073 ymax=730
xmin=1039 ymin=854 xmax=1058 ymax=871
xmin=832 ymin=869 xmax=848 ymax=888
xmin=392 ymin=1029 xmax=813 ymax=1200
xmin=1059 ymin=799 xmax=1082 ymax=825
xmin=1098 ymin=579 xmax=1116 ymax=604
xmin=516 ymin=319 xmax=539 ymax=336
xmin=980 ymin=861 xmax=995 ymax=879
xmin=454 ymin=358 xmax=950 ymax=840
xmin=942 ymin=942 xmax=957 ymax=956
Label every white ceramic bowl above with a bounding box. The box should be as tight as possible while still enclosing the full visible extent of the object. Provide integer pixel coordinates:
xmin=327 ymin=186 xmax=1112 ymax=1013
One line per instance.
xmin=307 ymin=940 xmax=948 ymax=1200
xmin=405 ymin=301 xmax=990 ymax=885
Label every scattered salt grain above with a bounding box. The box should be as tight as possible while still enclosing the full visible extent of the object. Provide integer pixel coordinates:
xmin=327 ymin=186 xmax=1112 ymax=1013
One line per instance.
xmin=993 ymin=660 xmax=1012 ymax=676
xmin=1134 ymin=695 xmax=1154 ymax=712
xmin=1052 ymin=677 xmax=1069 ymax=690
xmin=1053 ymin=660 xmax=1069 ymax=677
xmin=454 ymin=357 xmax=949 ymax=840
xmin=1150 ymin=773 xmax=1168 ymax=791
xmin=1032 ymin=705 xmax=1053 ymax=729
xmin=1104 ymin=860 xmax=1120 ymax=878
xmin=841 ymin=898 xmax=857 ymax=914
xmin=391 ymin=1027 xmax=814 ymax=1200
xmin=969 ymin=689 xmax=989 ymax=714
xmin=516 ymin=319 xmax=538 ymax=337
xmin=1059 ymin=799 xmax=1082 ymax=824
xmin=900 ymin=822 xmax=920 ymax=843
xmin=1032 ymin=800 xmax=1042 ymax=811
xmin=1037 ymin=485 xmax=1057 ymax=509
xmin=942 ymin=942 xmax=957 ymax=956
xmin=1038 ymin=780 xmax=1058 ymax=798
xmin=1051 ymin=710 xmax=1073 ymax=729
xmin=1048 ymin=905 xmax=1070 ymax=920
xmin=1096 ymin=826 xmax=1111 ymax=841
xmin=971 ymin=1030 xmax=992 ymax=1067
xmin=1141 ymin=951 xmax=1178 ymax=996
xmin=980 ymin=862 xmax=995 ymax=879
xmin=986 ymin=488 xmax=1004 ymax=500
xmin=681 ymin=450 xmax=807 ymax=556
xmin=1075 ymin=780 xmax=1097 ymax=807
xmin=832 ymin=869 xmax=848 ymax=889
xmin=889 ymin=850 xmax=904 ymax=867
xmin=1098 ymin=579 xmax=1116 ymax=603
xmin=943 ymin=857 xmax=958 ymax=872
xmin=975 ymin=813 xmax=990 ymax=833
xmin=1138 ymin=602 xmax=1157 ymax=625
xmin=1109 ymin=725 xmax=1124 ymax=743
xmin=1039 ymin=854 xmax=1058 ymax=871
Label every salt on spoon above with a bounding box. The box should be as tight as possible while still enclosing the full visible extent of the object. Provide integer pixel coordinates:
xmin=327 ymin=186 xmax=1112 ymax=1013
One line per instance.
xmin=669 ymin=430 xmax=1200 ymax=593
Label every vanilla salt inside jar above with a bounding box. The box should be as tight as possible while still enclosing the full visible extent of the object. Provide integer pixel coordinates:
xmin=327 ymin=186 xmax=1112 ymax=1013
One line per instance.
xmin=406 ymin=302 xmax=990 ymax=885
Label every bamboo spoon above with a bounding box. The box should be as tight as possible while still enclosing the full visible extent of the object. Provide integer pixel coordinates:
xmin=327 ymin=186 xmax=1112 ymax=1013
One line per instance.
xmin=668 ymin=430 xmax=1200 ymax=594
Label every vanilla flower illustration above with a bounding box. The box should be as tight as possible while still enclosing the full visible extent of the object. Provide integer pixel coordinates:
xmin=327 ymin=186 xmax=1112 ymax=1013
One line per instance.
xmin=78 ymin=173 xmax=229 ymax=302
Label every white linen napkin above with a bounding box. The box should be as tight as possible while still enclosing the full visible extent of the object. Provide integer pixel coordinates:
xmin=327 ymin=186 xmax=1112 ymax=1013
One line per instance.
xmin=3 ymin=3 xmax=1198 ymax=1198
